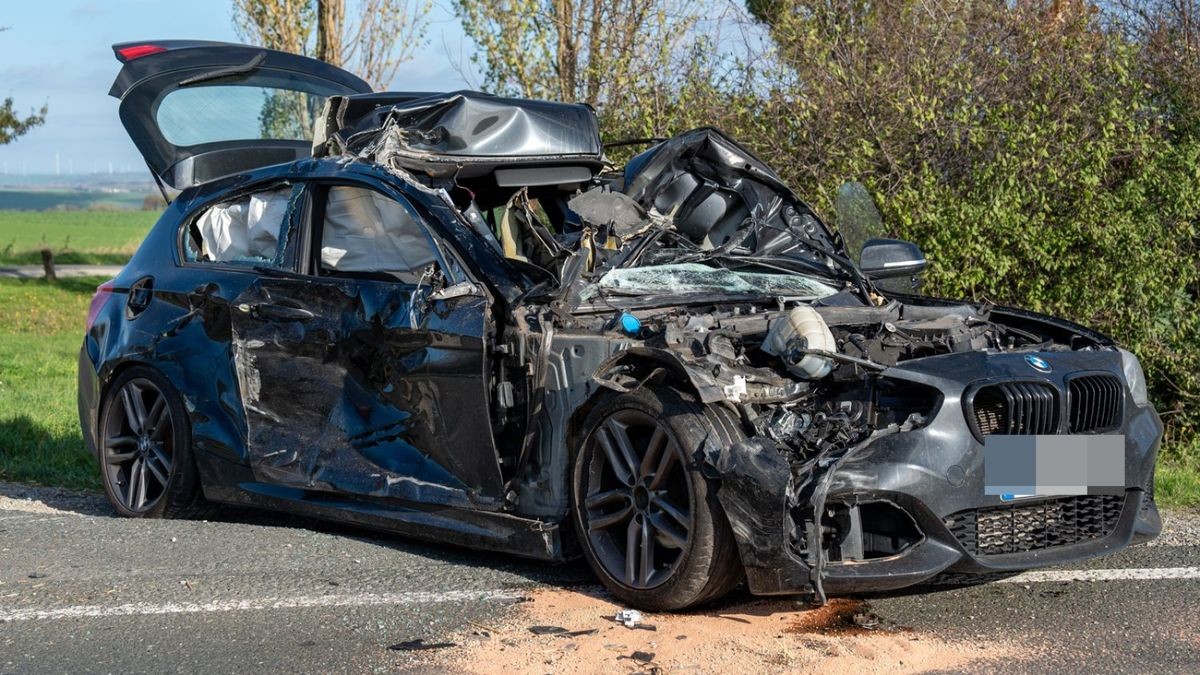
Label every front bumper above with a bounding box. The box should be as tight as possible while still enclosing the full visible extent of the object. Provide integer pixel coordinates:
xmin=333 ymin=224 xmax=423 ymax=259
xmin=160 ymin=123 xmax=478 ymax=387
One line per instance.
xmin=719 ymin=349 xmax=1163 ymax=596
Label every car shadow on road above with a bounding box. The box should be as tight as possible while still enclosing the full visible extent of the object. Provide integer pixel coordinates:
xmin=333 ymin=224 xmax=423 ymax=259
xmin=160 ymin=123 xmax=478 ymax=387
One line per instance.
xmin=0 ymin=477 xmax=594 ymax=586
xmin=0 ymin=473 xmax=1029 ymax=596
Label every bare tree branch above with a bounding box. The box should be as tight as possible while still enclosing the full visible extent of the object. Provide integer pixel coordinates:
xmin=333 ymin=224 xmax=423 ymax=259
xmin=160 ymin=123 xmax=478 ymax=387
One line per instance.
xmin=233 ymin=0 xmax=432 ymax=90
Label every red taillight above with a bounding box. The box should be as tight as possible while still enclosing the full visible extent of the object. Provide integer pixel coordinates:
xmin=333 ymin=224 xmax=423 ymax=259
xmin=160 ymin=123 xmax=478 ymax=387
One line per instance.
xmin=86 ymin=281 xmax=116 ymax=331
xmin=116 ymin=44 xmax=167 ymax=62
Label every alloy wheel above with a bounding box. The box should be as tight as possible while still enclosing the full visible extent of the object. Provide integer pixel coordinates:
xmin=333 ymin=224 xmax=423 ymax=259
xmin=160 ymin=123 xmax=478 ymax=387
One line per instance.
xmin=582 ymin=410 xmax=694 ymax=589
xmin=101 ymin=378 xmax=174 ymax=513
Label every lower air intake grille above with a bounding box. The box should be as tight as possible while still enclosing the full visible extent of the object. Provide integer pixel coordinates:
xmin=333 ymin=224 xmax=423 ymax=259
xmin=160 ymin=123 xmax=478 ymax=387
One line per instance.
xmin=946 ymin=495 xmax=1124 ymax=556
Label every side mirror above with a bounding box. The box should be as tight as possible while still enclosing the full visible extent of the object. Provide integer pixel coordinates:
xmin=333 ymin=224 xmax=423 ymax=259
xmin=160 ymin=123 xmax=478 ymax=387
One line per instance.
xmin=859 ymin=238 xmax=927 ymax=279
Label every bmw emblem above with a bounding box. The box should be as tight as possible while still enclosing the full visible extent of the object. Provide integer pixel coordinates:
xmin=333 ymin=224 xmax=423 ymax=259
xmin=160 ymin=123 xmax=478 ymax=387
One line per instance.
xmin=1025 ymin=354 xmax=1052 ymax=373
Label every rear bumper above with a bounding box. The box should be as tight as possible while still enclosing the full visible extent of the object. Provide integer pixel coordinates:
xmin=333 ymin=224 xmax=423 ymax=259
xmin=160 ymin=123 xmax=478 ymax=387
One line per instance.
xmin=77 ymin=342 xmax=101 ymax=460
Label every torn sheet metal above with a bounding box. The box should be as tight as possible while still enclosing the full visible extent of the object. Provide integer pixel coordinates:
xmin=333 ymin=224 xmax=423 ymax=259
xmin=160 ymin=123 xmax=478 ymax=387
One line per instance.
xmin=328 ymin=91 xmax=603 ymax=177
xmin=229 ymin=275 xmax=503 ymax=509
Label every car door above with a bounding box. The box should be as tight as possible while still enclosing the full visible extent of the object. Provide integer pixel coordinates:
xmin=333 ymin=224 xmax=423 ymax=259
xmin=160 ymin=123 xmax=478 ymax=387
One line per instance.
xmin=108 ymin=40 xmax=372 ymax=197
xmin=228 ymin=180 xmax=507 ymax=509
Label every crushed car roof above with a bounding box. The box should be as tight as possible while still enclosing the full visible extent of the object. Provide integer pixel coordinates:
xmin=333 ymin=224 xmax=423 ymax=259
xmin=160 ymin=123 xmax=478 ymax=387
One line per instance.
xmin=313 ymin=90 xmax=604 ymax=178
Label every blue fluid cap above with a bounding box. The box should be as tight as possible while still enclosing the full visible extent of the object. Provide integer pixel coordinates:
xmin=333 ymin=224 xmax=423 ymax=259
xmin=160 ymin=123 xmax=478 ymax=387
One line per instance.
xmin=619 ymin=312 xmax=642 ymax=336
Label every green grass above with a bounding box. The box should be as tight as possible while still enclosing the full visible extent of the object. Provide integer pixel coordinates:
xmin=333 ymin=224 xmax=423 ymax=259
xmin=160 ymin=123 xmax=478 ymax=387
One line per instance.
xmin=1157 ymin=454 xmax=1200 ymax=508
xmin=0 ymin=210 xmax=159 ymax=265
xmin=0 ymin=277 xmax=104 ymax=490
xmin=0 ymin=274 xmax=1197 ymax=505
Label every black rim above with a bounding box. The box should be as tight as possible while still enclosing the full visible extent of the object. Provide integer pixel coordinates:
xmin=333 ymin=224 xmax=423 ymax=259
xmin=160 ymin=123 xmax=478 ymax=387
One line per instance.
xmin=101 ymin=378 xmax=174 ymax=513
xmin=582 ymin=410 xmax=693 ymax=589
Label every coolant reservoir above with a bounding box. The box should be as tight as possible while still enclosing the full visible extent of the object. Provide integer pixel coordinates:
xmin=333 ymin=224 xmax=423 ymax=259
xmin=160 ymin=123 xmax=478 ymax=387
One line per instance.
xmin=762 ymin=306 xmax=836 ymax=379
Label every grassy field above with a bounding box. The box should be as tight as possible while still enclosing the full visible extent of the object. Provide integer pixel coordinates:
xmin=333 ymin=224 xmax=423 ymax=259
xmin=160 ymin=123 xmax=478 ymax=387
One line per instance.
xmin=0 ymin=274 xmax=1196 ymax=505
xmin=0 ymin=277 xmax=105 ymax=490
xmin=1157 ymin=457 xmax=1200 ymax=507
xmin=0 ymin=209 xmax=159 ymax=265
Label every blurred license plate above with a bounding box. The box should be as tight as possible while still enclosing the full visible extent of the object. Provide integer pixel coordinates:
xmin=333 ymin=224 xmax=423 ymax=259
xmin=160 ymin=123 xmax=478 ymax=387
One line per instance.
xmin=984 ymin=435 xmax=1125 ymax=497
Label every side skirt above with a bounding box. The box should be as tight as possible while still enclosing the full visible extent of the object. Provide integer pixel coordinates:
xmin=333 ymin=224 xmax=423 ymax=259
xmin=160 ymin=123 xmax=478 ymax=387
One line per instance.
xmin=204 ymin=482 xmax=567 ymax=562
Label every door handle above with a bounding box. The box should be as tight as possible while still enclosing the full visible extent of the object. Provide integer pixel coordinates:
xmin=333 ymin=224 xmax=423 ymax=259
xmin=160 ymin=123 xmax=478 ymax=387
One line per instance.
xmin=237 ymin=302 xmax=314 ymax=322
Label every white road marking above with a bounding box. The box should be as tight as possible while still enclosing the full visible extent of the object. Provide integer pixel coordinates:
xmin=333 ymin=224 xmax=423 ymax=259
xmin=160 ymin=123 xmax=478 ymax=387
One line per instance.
xmin=993 ymin=566 xmax=1200 ymax=583
xmin=0 ymin=589 xmax=526 ymax=622
xmin=931 ymin=566 xmax=1200 ymax=585
xmin=2 ymin=567 xmax=1197 ymax=622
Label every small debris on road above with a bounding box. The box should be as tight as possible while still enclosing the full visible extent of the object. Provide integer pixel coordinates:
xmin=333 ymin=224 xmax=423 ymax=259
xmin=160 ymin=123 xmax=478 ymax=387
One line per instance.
xmin=614 ymin=608 xmax=658 ymax=630
xmin=388 ymin=639 xmax=457 ymax=652
xmin=614 ymin=608 xmax=643 ymax=627
xmin=626 ymin=650 xmax=656 ymax=663
xmin=528 ymin=624 xmax=600 ymax=638
xmin=853 ymin=610 xmax=881 ymax=630
xmin=466 ymin=619 xmax=499 ymax=636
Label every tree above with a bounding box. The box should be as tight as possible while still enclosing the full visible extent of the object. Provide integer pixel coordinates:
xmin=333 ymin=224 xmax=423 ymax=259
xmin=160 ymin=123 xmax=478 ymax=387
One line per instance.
xmin=0 ymin=98 xmax=46 ymax=145
xmin=0 ymin=27 xmax=47 ymax=145
xmin=1107 ymin=0 xmax=1200 ymax=137
xmin=453 ymin=0 xmax=702 ymax=126
xmin=232 ymin=0 xmax=432 ymax=90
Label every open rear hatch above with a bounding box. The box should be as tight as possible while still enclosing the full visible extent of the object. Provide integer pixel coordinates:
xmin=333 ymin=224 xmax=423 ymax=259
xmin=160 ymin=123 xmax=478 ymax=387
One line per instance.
xmin=109 ymin=40 xmax=372 ymax=198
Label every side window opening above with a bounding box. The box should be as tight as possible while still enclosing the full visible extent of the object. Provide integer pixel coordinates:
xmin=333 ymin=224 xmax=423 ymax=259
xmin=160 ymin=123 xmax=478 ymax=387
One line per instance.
xmin=185 ymin=185 xmax=298 ymax=268
xmin=318 ymin=186 xmax=439 ymax=284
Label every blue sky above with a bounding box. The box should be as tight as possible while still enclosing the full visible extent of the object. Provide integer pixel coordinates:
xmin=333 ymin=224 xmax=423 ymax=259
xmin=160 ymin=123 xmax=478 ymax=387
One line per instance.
xmin=0 ymin=1 xmax=476 ymax=177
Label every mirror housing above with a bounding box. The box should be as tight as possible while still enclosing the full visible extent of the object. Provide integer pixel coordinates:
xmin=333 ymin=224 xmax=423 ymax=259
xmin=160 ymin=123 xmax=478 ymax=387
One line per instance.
xmin=859 ymin=238 xmax=927 ymax=279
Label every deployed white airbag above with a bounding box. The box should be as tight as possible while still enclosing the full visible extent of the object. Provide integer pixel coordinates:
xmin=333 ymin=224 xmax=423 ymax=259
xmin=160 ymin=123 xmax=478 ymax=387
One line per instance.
xmin=320 ymin=186 xmax=436 ymax=279
xmin=195 ymin=188 xmax=291 ymax=262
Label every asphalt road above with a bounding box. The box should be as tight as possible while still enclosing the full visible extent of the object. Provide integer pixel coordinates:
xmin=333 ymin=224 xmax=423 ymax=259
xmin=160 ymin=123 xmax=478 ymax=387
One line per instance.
xmin=1 ymin=481 xmax=1196 ymax=674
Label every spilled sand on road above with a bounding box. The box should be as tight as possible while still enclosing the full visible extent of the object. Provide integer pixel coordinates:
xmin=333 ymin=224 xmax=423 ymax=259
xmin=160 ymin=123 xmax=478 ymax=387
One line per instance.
xmin=442 ymin=588 xmax=1018 ymax=674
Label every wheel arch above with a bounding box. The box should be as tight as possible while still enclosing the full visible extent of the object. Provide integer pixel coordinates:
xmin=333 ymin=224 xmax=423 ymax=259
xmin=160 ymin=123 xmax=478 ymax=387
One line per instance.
xmin=566 ymin=348 xmax=707 ymax=466
xmin=97 ymin=358 xmax=169 ymax=417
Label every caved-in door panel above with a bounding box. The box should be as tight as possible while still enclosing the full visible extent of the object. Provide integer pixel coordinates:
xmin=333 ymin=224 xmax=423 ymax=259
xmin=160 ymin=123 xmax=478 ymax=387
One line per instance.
xmin=231 ymin=276 xmax=502 ymax=507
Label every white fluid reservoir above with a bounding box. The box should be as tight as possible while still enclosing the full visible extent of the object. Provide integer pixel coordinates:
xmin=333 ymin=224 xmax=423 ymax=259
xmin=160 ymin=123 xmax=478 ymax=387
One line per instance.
xmin=762 ymin=305 xmax=836 ymax=379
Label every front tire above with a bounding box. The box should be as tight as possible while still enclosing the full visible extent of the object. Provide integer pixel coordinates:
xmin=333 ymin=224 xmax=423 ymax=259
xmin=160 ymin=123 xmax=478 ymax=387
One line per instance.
xmin=571 ymin=388 xmax=743 ymax=610
xmin=98 ymin=366 xmax=206 ymax=519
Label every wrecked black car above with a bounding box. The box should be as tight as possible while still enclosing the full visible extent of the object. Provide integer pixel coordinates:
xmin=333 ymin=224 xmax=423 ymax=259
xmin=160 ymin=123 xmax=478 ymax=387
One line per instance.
xmin=80 ymin=41 xmax=1162 ymax=610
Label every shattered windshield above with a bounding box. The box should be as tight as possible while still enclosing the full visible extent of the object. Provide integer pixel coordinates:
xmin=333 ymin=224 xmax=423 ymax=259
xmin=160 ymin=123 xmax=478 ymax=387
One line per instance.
xmin=583 ymin=263 xmax=840 ymax=301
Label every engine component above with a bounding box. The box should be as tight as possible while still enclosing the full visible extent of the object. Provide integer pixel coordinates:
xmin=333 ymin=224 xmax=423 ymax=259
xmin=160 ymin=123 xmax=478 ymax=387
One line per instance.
xmin=762 ymin=306 xmax=836 ymax=379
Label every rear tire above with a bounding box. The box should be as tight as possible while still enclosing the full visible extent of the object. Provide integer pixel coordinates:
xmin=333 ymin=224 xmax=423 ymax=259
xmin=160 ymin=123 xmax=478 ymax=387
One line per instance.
xmin=98 ymin=366 xmax=208 ymax=519
xmin=571 ymin=387 xmax=743 ymax=610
